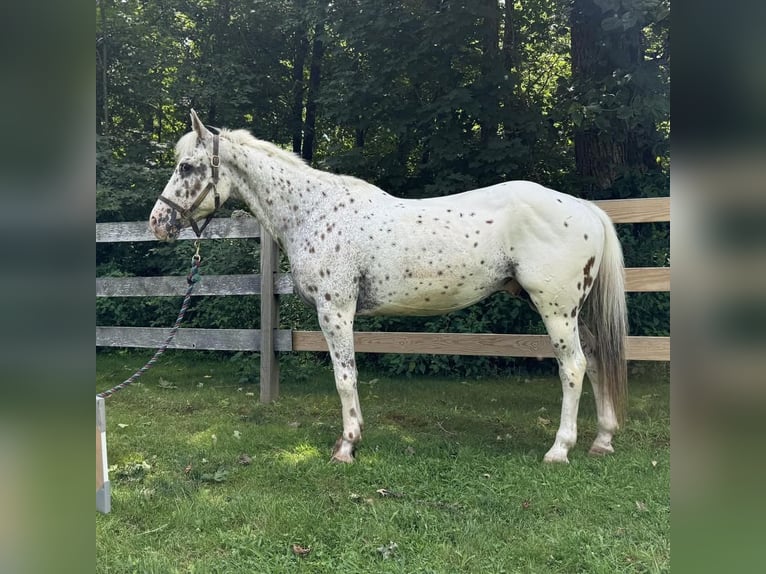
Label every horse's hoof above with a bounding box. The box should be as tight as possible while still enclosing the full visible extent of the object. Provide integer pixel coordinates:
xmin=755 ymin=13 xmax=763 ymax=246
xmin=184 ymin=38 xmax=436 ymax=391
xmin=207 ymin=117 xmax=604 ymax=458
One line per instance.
xmin=330 ymin=452 xmax=355 ymax=463
xmin=331 ymin=437 xmax=356 ymax=463
xmin=543 ymin=449 xmax=570 ymax=464
xmin=588 ymin=443 xmax=614 ymax=456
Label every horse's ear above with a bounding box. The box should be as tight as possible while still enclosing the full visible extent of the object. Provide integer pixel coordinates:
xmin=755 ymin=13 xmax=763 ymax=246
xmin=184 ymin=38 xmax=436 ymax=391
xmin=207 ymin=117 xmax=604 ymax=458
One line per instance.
xmin=190 ymin=109 xmax=211 ymax=142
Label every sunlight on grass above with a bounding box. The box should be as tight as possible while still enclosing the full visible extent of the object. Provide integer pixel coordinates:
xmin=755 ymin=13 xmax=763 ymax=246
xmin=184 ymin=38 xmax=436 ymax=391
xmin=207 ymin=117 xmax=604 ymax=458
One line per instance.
xmin=276 ymin=442 xmax=322 ymax=464
xmin=187 ymin=429 xmax=218 ymax=449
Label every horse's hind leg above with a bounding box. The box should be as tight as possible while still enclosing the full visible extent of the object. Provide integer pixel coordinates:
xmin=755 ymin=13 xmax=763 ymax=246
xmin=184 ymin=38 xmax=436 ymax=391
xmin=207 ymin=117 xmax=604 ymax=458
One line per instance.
xmin=579 ymin=322 xmax=619 ymax=455
xmin=534 ymin=304 xmax=587 ymax=464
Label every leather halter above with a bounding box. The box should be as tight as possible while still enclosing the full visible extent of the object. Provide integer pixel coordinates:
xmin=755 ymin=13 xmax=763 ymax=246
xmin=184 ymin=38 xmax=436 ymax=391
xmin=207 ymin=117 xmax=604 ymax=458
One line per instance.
xmin=158 ymin=134 xmax=221 ymax=237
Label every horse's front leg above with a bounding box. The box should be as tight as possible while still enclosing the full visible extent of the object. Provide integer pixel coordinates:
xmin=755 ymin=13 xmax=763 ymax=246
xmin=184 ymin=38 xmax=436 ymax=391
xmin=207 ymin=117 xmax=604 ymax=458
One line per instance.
xmin=317 ymin=304 xmax=363 ymax=463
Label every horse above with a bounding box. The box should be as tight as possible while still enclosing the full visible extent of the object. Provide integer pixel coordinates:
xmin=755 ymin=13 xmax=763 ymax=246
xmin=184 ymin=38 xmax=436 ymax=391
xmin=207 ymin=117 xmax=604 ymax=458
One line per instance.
xmin=149 ymin=110 xmax=628 ymax=464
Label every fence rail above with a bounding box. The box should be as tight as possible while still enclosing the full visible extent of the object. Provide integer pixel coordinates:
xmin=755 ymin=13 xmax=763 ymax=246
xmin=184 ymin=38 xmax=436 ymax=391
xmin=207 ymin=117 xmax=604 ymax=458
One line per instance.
xmin=97 ymin=196 xmax=670 ymax=401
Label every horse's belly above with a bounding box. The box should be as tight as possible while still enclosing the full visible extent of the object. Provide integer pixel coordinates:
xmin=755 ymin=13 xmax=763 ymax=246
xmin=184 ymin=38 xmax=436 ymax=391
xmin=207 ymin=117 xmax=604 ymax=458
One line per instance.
xmin=358 ymin=280 xmax=498 ymax=317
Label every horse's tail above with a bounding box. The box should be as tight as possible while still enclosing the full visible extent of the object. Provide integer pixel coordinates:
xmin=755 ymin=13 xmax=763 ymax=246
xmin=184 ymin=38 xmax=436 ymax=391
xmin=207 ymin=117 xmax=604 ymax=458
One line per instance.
xmin=585 ymin=205 xmax=629 ymax=425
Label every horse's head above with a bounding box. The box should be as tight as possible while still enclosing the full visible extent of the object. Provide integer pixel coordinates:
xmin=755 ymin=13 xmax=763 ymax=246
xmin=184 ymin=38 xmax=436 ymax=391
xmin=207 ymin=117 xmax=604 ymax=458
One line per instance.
xmin=149 ymin=110 xmax=234 ymax=240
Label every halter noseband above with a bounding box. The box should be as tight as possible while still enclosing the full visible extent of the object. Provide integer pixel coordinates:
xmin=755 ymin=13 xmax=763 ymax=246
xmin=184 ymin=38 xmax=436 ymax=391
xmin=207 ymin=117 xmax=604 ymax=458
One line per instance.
xmin=158 ymin=133 xmax=221 ymax=237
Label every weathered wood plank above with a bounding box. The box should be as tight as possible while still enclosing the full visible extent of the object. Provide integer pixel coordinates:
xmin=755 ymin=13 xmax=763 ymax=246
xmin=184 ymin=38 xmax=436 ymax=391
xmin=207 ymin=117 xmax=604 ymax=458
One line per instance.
xmin=96 ymin=326 xmax=293 ymax=352
xmin=594 ymin=197 xmax=670 ymax=223
xmin=624 ymin=267 xmax=670 ymax=292
xmin=96 ymin=274 xmax=294 ymax=297
xmin=292 ymin=331 xmax=669 ymax=362
xmin=96 ymin=218 xmax=261 ymax=242
xmin=259 ymin=231 xmax=281 ymax=403
xmin=96 ymin=268 xmax=662 ymax=296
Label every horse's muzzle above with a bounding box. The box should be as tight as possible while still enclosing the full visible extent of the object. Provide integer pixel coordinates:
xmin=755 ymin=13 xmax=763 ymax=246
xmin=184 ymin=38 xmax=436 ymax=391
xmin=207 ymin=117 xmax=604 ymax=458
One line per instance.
xmin=149 ymin=204 xmax=182 ymax=241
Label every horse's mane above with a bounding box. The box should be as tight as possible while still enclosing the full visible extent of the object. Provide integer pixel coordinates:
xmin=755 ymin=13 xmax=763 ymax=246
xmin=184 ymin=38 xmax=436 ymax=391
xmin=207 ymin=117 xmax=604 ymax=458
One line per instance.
xmin=175 ymin=128 xmax=306 ymax=169
xmin=175 ymin=127 xmax=379 ymax=191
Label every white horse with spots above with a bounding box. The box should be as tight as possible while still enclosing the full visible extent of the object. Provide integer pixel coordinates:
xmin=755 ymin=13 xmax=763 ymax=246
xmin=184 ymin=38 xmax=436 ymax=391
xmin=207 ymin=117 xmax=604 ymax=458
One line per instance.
xmin=150 ymin=110 xmax=628 ymax=464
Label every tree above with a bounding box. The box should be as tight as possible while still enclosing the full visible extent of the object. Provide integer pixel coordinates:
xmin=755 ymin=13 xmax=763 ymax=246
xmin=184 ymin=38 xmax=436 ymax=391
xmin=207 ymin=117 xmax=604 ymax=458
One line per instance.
xmin=569 ymin=0 xmax=670 ymax=197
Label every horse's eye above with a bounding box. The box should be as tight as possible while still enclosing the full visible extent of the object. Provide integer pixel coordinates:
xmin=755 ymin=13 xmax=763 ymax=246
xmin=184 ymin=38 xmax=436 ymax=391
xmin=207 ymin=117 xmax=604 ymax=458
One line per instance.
xmin=179 ymin=163 xmax=192 ymax=173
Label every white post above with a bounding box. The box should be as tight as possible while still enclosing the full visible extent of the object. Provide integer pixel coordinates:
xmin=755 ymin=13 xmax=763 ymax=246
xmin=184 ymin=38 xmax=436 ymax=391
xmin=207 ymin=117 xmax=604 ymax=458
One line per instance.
xmin=96 ymin=396 xmax=111 ymax=513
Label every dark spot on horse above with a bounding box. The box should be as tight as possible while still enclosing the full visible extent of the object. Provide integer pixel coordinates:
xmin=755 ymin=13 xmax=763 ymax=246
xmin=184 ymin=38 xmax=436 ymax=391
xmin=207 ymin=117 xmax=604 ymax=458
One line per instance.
xmin=557 ymin=199 xmax=562 ymax=203
xmin=325 ymin=293 xmax=332 ymax=301
xmin=486 ymin=220 xmax=494 ymax=224
xmin=349 ymin=408 xmax=356 ymax=417
xmin=584 ymin=234 xmax=589 ymax=240
xmin=309 ymin=247 xmax=315 ymax=253
xmin=319 ymin=270 xmax=325 ymax=277
xmin=564 ymin=221 xmax=569 ymax=227
xmin=321 ymin=233 xmax=325 ymax=240
xmin=473 ymin=242 xmax=478 ymax=248
xmin=569 ymin=382 xmax=574 ymax=388
xmin=583 ymin=256 xmax=596 ymax=277
xmin=335 ymin=244 xmax=341 ymax=252
xmin=577 ymin=282 xmax=581 ymax=290
xmin=425 ymin=297 xmax=431 ymax=302
xmin=570 ymin=307 xmax=577 ymax=317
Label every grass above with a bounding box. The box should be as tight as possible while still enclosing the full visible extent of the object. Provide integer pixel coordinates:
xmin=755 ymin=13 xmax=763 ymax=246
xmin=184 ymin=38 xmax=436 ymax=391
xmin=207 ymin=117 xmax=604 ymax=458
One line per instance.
xmin=96 ymin=351 xmax=669 ymax=573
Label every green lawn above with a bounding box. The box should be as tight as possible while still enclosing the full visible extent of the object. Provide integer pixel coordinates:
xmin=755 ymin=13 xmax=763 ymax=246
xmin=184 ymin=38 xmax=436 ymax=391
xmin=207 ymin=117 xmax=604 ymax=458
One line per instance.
xmin=96 ymin=352 xmax=669 ymax=573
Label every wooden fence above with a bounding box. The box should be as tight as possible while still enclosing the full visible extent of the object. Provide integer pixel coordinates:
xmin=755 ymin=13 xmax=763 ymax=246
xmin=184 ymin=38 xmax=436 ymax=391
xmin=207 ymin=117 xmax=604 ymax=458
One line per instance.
xmin=97 ymin=197 xmax=670 ymax=402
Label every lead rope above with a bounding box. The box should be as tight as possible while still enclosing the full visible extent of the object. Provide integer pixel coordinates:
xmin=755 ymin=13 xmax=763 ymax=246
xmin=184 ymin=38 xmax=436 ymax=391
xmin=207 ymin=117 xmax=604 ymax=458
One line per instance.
xmin=97 ymin=242 xmax=202 ymax=399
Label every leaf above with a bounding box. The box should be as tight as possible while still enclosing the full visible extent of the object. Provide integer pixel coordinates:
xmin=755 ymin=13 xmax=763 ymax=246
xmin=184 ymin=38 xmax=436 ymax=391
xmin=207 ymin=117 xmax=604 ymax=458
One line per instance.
xmin=157 ymin=378 xmax=177 ymax=389
xmin=376 ymin=488 xmax=404 ymax=498
xmin=377 ymin=541 xmax=398 ymax=559
xmin=291 ymin=544 xmax=311 ymax=557
xmin=201 ymin=467 xmax=229 ymax=483
xmin=237 ymin=454 xmax=253 ymax=466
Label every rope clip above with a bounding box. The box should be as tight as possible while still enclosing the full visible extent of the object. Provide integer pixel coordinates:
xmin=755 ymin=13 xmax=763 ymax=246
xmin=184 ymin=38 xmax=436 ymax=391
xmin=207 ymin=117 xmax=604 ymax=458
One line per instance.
xmin=192 ymin=239 xmax=201 ymax=264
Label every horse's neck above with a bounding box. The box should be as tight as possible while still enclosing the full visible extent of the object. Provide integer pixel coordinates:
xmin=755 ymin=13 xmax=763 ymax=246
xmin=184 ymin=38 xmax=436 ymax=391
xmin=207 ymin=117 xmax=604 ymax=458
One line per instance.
xmin=227 ymin=140 xmax=333 ymax=243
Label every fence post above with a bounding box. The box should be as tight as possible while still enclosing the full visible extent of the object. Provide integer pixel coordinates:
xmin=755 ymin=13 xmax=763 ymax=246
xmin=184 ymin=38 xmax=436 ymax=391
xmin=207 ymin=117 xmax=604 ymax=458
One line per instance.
xmin=259 ymin=228 xmax=280 ymax=402
xmin=96 ymin=396 xmax=111 ymax=513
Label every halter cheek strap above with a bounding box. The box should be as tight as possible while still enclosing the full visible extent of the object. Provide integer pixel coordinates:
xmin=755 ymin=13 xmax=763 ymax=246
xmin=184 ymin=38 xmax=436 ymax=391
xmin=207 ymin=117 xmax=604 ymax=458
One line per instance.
xmin=158 ymin=134 xmax=221 ymax=237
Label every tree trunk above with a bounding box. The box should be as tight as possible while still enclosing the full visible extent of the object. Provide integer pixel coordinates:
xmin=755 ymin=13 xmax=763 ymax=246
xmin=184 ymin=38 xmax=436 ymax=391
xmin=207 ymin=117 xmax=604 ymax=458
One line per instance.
xmin=98 ymin=0 xmax=109 ymax=136
xmin=502 ymin=0 xmax=517 ymax=72
xmin=302 ymin=22 xmax=324 ymax=163
xmin=570 ymin=0 xmax=645 ymax=196
xmin=478 ymin=0 xmax=500 ymax=146
xmin=291 ymin=2 xmax=309 ymax=155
